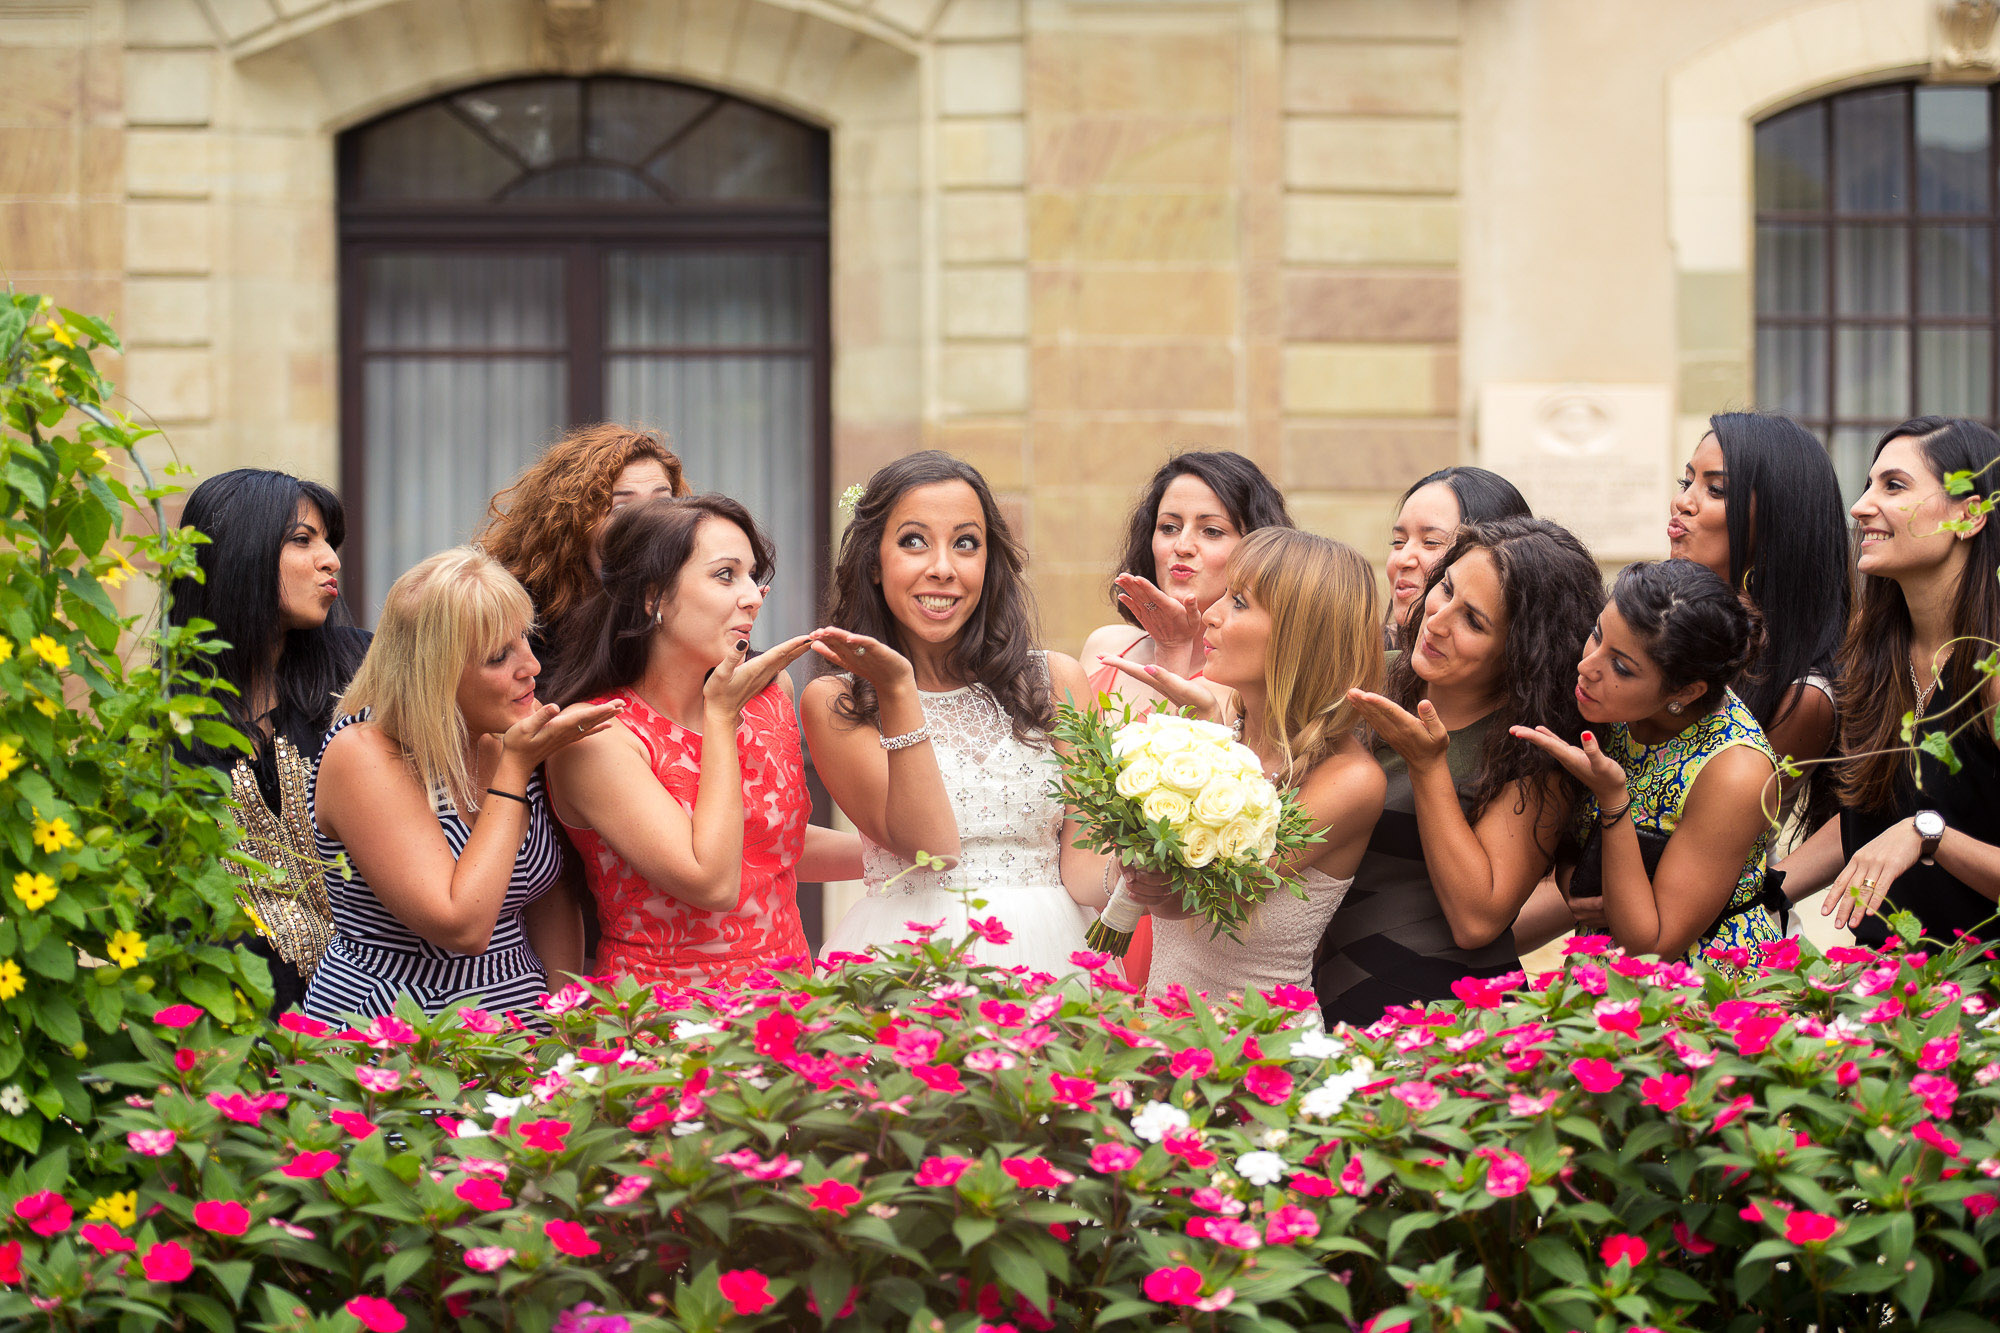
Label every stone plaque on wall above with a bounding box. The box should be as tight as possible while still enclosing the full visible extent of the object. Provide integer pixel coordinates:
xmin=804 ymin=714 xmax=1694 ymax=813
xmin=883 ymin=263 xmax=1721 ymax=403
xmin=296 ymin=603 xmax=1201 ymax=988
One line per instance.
xmin=1476 ymin=384 xmax=1673 ymax=563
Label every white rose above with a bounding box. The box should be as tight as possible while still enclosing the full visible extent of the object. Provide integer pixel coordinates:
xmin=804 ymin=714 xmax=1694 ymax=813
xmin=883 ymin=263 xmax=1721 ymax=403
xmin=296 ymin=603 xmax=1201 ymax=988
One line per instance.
xmin=1160 ymin=748 xmax=1215 ymax=794
xmin=1189 ymin=719 xmax=1237 ymax=746
xmin=1111 ymin=719 xmax=1153 ymax=760
xmin=1181 ymin=823 xmax=1220 ymax=868
xmin=1142 ymin=787 xmax=1192 ymax=826
xmin=1114 ymin=756 xmax=1162 ymax=800
xmin=1140 ymin=722 xmax=1193 ymax=755
xmin=1214 ymin=817 xmax=1259 ymax=862
xmin=1241 ymin=776 xmax=1277 ymax=816
xmin=1192 ymin=774 xmax=1249 ymax=825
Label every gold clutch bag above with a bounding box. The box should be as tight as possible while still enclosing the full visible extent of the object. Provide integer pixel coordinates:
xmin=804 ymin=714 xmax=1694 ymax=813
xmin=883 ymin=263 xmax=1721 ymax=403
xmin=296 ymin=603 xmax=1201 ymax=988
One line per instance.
xmin=223 ymin=735 xmax=336 ymax=980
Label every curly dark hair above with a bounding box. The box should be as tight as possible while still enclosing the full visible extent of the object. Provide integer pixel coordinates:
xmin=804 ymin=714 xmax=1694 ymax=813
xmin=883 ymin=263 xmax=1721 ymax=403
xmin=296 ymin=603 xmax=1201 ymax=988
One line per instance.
xmin=1385 ymin=516 xmax=1604 ymax=823
xmin=1110 ymin=450 xmax=1293 ymax=625
xmin=820 ymin=451 xmax=1051 ymax=745
xmin=545 ymin=494 xmax=775 ymax=707
xmin=1610 ymin=559 xmax=1762 ymax=718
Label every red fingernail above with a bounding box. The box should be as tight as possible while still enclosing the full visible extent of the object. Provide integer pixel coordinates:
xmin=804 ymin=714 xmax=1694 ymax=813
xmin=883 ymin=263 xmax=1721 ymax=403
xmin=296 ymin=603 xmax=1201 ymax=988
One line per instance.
xmin=1581 ymin=731 xmax=1593 ymax=743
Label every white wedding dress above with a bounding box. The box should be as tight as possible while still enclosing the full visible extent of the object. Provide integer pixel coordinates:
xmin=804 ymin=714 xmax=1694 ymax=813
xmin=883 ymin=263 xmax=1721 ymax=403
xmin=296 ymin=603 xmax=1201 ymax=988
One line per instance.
xmin=822 ymin=662 xmax=1094 ymax=974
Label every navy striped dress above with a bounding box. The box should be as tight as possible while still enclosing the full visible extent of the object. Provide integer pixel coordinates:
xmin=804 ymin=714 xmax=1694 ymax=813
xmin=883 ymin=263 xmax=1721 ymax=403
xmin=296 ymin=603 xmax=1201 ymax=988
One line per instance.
xmin=302 ymin=713 xmax=561 ymax=1022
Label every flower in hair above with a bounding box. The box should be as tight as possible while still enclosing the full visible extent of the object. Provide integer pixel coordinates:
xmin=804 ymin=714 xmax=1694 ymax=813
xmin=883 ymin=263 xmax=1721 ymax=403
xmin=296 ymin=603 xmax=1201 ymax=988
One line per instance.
xmin=839 ymin=483 xmax=866 ymax=518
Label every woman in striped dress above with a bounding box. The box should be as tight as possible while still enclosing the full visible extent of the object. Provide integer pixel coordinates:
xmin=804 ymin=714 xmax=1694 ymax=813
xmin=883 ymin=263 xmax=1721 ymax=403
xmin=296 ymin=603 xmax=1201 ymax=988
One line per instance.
xmin=303 ymin=548 xmax=622 ymax=1022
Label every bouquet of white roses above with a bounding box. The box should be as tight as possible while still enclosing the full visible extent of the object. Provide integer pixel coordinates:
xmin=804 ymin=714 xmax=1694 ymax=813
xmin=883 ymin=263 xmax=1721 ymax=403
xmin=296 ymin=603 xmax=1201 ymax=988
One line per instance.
xmin=1051 ymin=703 xmax=1321 ymax=957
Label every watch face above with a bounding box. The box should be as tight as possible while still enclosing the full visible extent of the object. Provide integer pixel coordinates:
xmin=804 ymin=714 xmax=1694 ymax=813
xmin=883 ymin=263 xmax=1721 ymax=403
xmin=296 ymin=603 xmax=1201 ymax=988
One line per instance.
xmin=1916 ymin=811 xmax=1946 ymax=838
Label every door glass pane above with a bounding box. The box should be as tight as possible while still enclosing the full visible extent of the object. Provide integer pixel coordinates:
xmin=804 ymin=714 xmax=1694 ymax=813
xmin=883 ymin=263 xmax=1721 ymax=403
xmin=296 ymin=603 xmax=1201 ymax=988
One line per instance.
xmin=351 ymin=104 xmax=520 ymax=201
xmin=1834 ymin=87 xmax=1909 ymax=213
xmin=360 ymin=253 xmax=568 ymax=621
xmin=586 ymin=80 xmax=717 ymax=166
xmin=1756 ymin=101 xmax=1827 ymax=211
xmin=604 ymin=250 xmax=815 ymax=642
xmin=1756 ymin=327 xmax=1827 ymax=418
xmin=1835 ymin=225 xmax=1908 ymax=314
xmin=1756 ymin=224 xmax=1826 ymax=313
xmin=1917 ymin=86 xmax=1990 ymax=214
xmin=1917 ymin=225 xmax=1993 ymax=314
xmin=647 ymin=103 xmax=819 ymax=202
xmin=1918 ymin=328 xmax=1993 ymax=417
xmin=1835 ymin=327 xmax=1910 ymax=419
xmin=452 ymin=81 xmax=582 ymax=169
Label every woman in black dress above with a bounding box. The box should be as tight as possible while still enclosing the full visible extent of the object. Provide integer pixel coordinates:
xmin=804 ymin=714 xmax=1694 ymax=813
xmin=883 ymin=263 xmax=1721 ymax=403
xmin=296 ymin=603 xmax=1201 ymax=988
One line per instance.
xmin=167 ymin=469 xmax=371 ymax=1012
xmin=1777 ymin=417 xmax=2000 ymax=947
xmin=1319 ymin=517 xmax=1601 ymax=1024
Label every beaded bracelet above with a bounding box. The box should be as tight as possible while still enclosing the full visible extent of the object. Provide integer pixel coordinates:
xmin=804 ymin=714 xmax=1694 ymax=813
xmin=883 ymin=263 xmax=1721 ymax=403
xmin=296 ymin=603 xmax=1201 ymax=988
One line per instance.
xmin=879 ymin=726 xmax=931 ymax=751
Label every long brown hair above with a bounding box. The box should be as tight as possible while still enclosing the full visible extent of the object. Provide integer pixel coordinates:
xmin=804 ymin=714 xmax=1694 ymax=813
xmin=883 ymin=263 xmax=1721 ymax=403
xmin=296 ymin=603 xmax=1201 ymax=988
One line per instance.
xmin=477 ymin=423 xmax=690 ymax=633
xmin=819 ymin=451 xmax=1051 ymax=744
xmin=1836 ymin=417 xmax=2000 ymax=812
xmin=1228 ymin=530 xmax=1381 ymax=787
xmin=1383 ymin=517 xmax=1603 ymax=823
xmin=545 ymin=495 xmax=774 ymax=707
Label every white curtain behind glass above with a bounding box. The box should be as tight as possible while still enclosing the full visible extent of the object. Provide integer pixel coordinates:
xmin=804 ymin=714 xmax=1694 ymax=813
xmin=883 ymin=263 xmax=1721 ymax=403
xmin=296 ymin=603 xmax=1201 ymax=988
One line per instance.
xmin=605 ymin=250 xmax=815 ymax=643
xmin=360 ymin=253 xmax=568 ymax=622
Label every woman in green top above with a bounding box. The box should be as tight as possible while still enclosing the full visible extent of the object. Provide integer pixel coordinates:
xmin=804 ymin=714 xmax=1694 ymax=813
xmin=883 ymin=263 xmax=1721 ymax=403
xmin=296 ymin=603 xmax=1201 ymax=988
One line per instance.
xmin=1513 ymin=559 xmax=1782 ymax=970
xmin=1318 ymin=517 xmax=1602 ymax=1025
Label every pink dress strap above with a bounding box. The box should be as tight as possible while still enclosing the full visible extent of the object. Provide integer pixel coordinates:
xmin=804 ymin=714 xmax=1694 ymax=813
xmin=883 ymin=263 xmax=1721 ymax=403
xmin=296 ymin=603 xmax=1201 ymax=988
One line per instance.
xmin=565 ymin=683 xmax=810 ymax=988
xmin=1086 ymin=631 xmax=1151 ymax=697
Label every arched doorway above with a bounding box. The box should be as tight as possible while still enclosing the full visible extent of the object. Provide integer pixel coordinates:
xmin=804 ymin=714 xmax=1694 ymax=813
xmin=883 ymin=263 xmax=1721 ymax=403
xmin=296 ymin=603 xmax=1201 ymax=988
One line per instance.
xmin=337 ymin=75 xmax=831 ymax=630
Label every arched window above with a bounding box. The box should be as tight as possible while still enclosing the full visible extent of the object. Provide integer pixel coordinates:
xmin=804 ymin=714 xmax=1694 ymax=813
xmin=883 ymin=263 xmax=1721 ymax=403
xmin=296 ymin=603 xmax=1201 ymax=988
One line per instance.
xmin=338 ymin=76 xmax=829 ymax=631
xmin=1754 ymin=81 xmax=1996 ymax=498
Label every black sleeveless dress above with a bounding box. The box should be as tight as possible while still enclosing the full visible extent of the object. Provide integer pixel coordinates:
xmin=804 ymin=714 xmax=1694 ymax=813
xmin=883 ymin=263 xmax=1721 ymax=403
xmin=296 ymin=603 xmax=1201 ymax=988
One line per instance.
xmin=1313 ymin=713 xmax=1522 ymax=1025
xmin=1842 ymin=675 xmax=2000 ymax=949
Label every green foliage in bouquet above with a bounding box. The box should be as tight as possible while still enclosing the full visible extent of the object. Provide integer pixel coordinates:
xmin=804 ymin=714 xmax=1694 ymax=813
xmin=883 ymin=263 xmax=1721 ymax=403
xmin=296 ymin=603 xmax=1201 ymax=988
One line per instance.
xmin=1052 ymin=701 xmax=1320 ymax=943
xmin=0 ymin=293 xmax=272 ymax=1166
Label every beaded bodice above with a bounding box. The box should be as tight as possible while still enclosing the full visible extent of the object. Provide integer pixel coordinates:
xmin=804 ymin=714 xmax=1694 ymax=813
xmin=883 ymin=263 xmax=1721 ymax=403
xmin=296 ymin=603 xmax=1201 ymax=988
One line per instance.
xmin=860 ymin=671 xmax=1065 ymax=900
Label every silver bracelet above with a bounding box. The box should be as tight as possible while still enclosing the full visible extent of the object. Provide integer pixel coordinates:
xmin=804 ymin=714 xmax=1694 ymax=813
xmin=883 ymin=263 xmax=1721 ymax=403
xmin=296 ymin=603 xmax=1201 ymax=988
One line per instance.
xmin=879 ymin=726 xmax=930 ymax=751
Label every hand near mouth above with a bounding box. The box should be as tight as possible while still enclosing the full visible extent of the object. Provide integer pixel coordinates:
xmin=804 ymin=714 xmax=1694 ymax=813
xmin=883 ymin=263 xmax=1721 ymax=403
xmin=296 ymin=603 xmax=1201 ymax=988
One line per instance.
xmin=1113 ymin=573 xmax=1206 ymax=676
xmin=1098 ymin=654 xmax=1225 ymax=725
xmin=1347 ymin=689 xmax=1450 ymax=773
xmin=807 ymin=626 xmax=915 ymax=694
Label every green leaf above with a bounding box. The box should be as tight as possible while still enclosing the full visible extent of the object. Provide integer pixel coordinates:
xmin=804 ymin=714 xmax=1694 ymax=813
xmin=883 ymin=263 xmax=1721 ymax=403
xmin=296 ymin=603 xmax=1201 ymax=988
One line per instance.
xmin=23 ymin=933 xmax=75 ymax=981
xmin=174 ymin=1294 xmax=235 ymax=1333
xmin=988 ymin=1241 xmax=1049 ymax=1309
xmin=0 ymin=1114 xmax=41 ymax=1152
xmin=33 ymin=994 xmax=83 ymax=1045
xmin=203 ymin=1258 xmax=256 ymax=1308
xmin=1526 ymin=1237 xmax=1588 ymax=1287
xmin=953 ymin=1216 xmax=997 ymax=1250
xmin=1917 ymin=728 xmax=1964 ymax=776
xmin=378 ymin=1242 xmax=433 ymax=1294
xmin=177 ymin=968 xmax=238 ymax=1023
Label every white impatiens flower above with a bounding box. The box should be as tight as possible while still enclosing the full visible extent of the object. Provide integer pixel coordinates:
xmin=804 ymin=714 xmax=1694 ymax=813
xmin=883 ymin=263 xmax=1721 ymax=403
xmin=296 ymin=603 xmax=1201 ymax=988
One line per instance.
xmin=672 ymin=1020 xmax=721 ymax=1040
xmin=1256 ymin=1127 xmax=1291 ymax=1150
xmin=0 ymin=1084 xmax=25 ymax=1116
xmin=1234 ymin=1151 xmax=1286 ymax=1186
xmin=670 ymin=1120 xmax=708 ymax=1137
xmin=1290 ymin=1029 xmax=1347 ymax=1062
xmin=1298 ymin=1083 xmax=1352 ymax=1119
xmin=484 ymin=1093 xmax=529 ymax=1119
xmin=1130 ymin=1100 xmax=1192 ymax=1143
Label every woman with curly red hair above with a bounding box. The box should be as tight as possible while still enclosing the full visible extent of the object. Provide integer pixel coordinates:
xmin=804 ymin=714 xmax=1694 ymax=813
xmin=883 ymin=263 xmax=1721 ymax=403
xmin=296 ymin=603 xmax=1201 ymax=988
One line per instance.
xmin=477 ymin=422 xmax=691 ymax=673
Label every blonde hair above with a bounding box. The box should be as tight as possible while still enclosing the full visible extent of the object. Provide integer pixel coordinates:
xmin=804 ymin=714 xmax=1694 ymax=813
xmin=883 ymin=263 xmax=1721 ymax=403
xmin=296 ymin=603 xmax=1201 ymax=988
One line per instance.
xmin=1229 ymin=529 xmax=1383 ymax=787
xmin=335 ymin=547 xmax=534 ymax=815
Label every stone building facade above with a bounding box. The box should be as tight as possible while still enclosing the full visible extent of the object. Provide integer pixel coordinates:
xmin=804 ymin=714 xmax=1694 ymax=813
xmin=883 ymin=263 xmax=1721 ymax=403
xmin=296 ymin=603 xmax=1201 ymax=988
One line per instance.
xmin=3 ymin=0 xmax=1995 ymax=647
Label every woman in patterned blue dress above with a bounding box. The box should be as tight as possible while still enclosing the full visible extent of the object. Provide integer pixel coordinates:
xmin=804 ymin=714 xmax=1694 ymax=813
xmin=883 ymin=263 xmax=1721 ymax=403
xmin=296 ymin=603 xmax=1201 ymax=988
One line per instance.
xmin=304 ymin=548 xmax=622 ymax=1022
xmin=1513 ymin=560 xmax=1783 ymax=972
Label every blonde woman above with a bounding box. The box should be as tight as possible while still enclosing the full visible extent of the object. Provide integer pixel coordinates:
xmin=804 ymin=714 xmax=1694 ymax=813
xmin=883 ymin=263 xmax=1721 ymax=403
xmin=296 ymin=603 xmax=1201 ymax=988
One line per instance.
xmin=1106 ymin=530 xmax=1388 ymax=1013
xmin=304 ymin=548 xmax=621 ymax=1021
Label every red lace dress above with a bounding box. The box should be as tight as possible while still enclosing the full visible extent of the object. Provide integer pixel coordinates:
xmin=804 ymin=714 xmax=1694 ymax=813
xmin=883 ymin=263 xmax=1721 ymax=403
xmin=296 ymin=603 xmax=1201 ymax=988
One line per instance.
xmin=563 ymin=683 xmax=810 ymax=987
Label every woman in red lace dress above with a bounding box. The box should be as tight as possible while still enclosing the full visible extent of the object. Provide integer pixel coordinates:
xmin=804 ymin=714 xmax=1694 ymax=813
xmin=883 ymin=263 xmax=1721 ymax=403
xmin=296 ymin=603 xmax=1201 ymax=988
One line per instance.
xmin=544 ymin=495 xmax=862 ymax=986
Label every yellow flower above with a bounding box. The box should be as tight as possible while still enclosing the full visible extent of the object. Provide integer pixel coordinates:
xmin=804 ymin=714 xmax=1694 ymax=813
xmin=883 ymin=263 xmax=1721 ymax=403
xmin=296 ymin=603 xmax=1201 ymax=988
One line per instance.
xmin=27 ymin=635 xmax=68 ymax=670
xmin=0 ymin=741 xmax=20 ymax=783
xmin=99 ymin=553 xmax=135 ymax=589
xmin=0 ymin=960 xmax=22 ymax=1001
xmin=32 ymin=817 xmax=79 ymax=854
xmin=31 ymin=697 xmax=56 ymax=719
xmin=107 ymin=930 xmax=147 ymax=969
xmin=85 ymin=1191 xmax=136 ymax=1229
xmin=49 ymin=323 xmax=75 ymax=349
xmin=11 ymin=871 xmax=56 ymax=910
xmin=0 ymin=635 xmax=12 ymax=663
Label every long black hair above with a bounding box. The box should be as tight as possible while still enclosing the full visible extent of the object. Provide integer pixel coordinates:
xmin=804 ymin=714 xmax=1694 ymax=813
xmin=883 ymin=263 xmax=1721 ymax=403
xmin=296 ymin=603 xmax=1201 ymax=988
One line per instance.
xmin=546 ymin=494 xmax=775 ymax=707
xmin=822 ymin=451 xmax=1051 ymax=744
xmin=1111 ymin=450 xmax=1293 ymax=625
xmin=166 ymin=468 xmax=366 ymax=766
xmin=1705 ymin=413 xmax=1851 ymax=732
xmin=1399 ymin=466 xmax=1532 ymax=527
xmin=1610 ymin=559 xmax=1761 ymax=719
xmin=1385 ymin=516 xmax=1603 ymax=822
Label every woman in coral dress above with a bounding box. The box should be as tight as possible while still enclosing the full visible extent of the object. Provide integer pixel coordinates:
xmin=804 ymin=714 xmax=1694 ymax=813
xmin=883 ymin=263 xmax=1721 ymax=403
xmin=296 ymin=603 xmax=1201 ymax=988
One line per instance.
xmin=545 ymin=494 xmax=861 ymax=987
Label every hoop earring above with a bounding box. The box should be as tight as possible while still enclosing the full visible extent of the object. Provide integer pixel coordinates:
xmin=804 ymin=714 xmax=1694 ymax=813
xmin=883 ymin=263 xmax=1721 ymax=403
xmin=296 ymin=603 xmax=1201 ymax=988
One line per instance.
xmin=1738 ymin=563 xmax=1755 ymax=594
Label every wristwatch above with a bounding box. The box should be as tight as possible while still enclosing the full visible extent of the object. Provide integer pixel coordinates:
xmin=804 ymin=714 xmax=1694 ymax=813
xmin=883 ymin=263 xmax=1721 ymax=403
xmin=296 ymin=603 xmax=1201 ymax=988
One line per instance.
xmin=1914 ymin=809 xmax=1946 ymax=866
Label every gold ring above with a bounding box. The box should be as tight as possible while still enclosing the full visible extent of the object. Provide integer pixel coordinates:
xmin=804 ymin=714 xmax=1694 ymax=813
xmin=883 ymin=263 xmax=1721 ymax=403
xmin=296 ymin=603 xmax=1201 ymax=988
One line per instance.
xmin=1860 ymin=877 xmax=1879 ymax=889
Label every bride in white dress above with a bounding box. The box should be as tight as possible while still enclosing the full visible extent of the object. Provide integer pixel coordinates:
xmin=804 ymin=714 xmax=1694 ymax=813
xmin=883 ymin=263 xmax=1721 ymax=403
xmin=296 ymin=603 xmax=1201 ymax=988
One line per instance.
xmin=804 ymin=452 xmax=1110 ymax=973
xmin=1103 ymin=529 xmax=1388 ymax=1019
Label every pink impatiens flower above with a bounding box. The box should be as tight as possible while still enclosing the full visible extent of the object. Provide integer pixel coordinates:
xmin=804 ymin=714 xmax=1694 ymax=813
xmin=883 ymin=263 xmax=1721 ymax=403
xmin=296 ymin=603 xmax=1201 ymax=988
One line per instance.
xmin=718 ymin=1270 xmax=776 ymax=1315
xmin=1001 ymin=1157 xmax=1076 ymax=1190
xmin=1481 ymin=1149 xmax=1531 ymax=1198
xmin=1911 ymin=1072 xmax=1959 ymax=1119
xmin=801 ymin=1179 xmax=863 ymax=1216
xmin=544 ymin=1218 xmax=600 ymax=1256
xmin=456 ymin=1179 xmax=513 ymax=1211
xmin=140 ymin=1241 xmax=194 ymax=1282
xmin=329 ymin=1110 xmax=378 ymax=1139
xmin=458 ymin=1007 xmax=504 ymax=1034
xmin=208 ymin=1091 xmax=288 ymax=1123
xmin=14 ymin=1191 xmax=70 ymax=1237
xmin=516 ymin=1120 xmax=571 ymax=1153
xmin=1186 ymin=1216 xmax=1261 ymax=1250
xmin=1264 ymin=1204 xmax=1320 ymax=1244
xmin=1090 ymin=1143 xmax=1142 ymax=1173
xmin=345 ymin=1295 xmax=406 ymax=1332
xmin=1673 ymin=1221 xmax=1717 ymax=1256
xmin=1263 ymin=984 xmax=1316 ymax=1012
xmin=281 ymin=1151 xmax=341 ymax=1180
xmin=968 ymin=916 xmax=1013 ymax=945
xmin=1048 ymin=1073 xmax=1098 ymax=1107
xmin=603 ymin=1175 xmax=648 ymax=1207
xmin=1570 ymin=1057 xmax=1622 ymax=1093
xmin=1339 ymin=1156 xmax=1372 ymax=1197
xmin=355 ymin=1066 xmax=403 ymax=1094
xmin=80 ymin=1222 xmax=135 ymax=1255
xmin=1640 ymin=1072 xmax=1691 ymax=1113
xmin=361 ymin=1016 xmax=418 ymax=1048
xmin=1243 ymin=1065 xmax=1294 ymax=1105
xmin=1389 ymin=1081 xmax=1442 ymax=1113
xmin=1601 ymin=1234 xmax=1648 ymax=1267
xmin=1785 ymin=1211 xmax=1839 ymax=1244
xmin=193 ymin=1199 xmax=251 ymax=1236
xmin=915 ymin=1156 xmax=975 ymax=1187
xmin=126 ymin=1128 xmax=176 ymax=1156
xmin=1169 ymin=1049 xmax=1214 ymax=1079
xmin=1593 ymin=998 xmax=1643 ymax=1036
xmin=911 ymin=1063 xmax=965 ymax=1094
xmin=152 ymin=1005 xmax=203 ymax=1029
xmin=277 ymin=1012 xmax=329 ymax=1037
xmin=1915 ymin=1121 xmax=1963 ymax=1158
xmin=463 ymin=1246 xmax=515 ymax=1272
xmin=1920 ymin=1030 xmax=1962 ymax=1070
